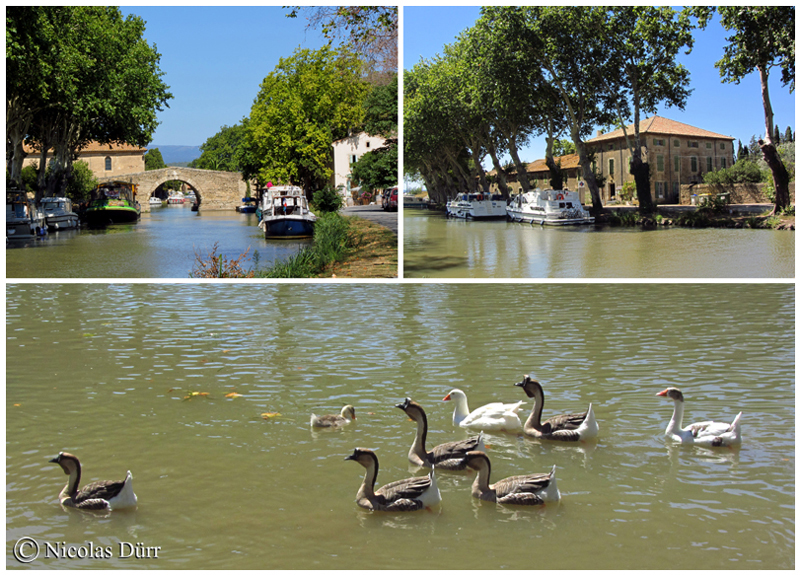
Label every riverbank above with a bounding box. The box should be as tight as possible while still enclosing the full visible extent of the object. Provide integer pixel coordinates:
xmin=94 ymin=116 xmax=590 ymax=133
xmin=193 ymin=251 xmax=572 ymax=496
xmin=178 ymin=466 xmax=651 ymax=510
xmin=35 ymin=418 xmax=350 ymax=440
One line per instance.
xmin=601 ymin=204 xmax=795 ymax=230
xmin=318 ymin=216 xmax=398 ymax=278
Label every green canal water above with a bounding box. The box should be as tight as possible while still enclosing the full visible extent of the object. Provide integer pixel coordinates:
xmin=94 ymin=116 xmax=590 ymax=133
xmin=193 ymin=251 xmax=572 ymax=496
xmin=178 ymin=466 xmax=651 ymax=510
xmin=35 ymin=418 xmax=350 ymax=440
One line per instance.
xmin=5 ymin=283 xmax=794 ymax=569
xmin=403 ymin=210 xmax=796 ymax=278
xmin=5 ymin=204 xmax=309 ymax=279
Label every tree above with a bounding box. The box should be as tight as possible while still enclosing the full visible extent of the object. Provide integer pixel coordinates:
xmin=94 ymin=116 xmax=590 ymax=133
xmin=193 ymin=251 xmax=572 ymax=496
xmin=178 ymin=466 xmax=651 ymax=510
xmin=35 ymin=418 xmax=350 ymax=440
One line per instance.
xmin=773 ymin=124 xmax=781 ymax=145
xmin=244 ymin=46 xmax=368 ymax=196
xmin=65 ymin=160 xmax=97 ymax=202
xmin=350 ymin=144 xmax=398 ymax=193
xmin=362 ymin=75 xmax=397 ymax=138
xmin=144 ymin=148 xmax=167 ymax=171
xmin=7 ymin=7 xmax=172 ymax=200
xmin=193 ymin=122 xmax=247 ymax=172
xmin=552 ymin=139 xmax=576 ymax=157
xmin=691 ymin=6 xmax=795 ymax=214
xmin=286 ymin=6 xmax=397 ymax=84
xmin=784 ymin=126 xmax=794 ymax=143
xmin=351 ymin=74 xmax=398 ymax=195
xmin=599 ymin=6 xmax=694 ymax=213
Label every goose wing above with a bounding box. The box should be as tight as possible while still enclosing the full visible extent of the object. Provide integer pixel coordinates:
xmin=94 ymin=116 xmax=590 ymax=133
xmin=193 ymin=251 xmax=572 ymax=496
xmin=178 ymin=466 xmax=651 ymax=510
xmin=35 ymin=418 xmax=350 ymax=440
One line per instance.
xmin=493 ymin=471 xmax=553 ymax=498
xmin=75 ymin=479 xmax=127 ymax=505
xmin=428 ymin=435 xmax=483 ymax=465
xmin=542 ymin=410 xmax=588 ymax=433
xmin=311 ymin=414 xmax=345 ymax=428
xmin=375 ymin=475 xmax=432 ymax=509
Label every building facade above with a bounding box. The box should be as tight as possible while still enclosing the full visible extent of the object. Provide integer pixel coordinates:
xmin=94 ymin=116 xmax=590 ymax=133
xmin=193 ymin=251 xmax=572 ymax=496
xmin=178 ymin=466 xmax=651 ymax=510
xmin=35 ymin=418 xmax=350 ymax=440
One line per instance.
xmin=585 ymin=116 xmax=735 ymax=204
xmin=22 ymin=142 xmax=146 ymax=179
xmin=331 ymin=132 xmax=388 ymax=199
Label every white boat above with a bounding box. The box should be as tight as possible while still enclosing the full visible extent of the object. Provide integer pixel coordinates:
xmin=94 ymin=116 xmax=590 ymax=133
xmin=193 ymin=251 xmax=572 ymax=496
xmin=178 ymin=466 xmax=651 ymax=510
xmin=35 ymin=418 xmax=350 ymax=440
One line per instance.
xmin=506 ymin=188 xmax=595 ymax=226
xmin=446 ymin=192 xmax=507 ymax=219
xmin=167 ymin=192 xmax=185 ymax=204
xmin=257 ymin=185 xmax=316 ymax=239
xmin=149 ymin=196 xmax=164 ymax=206
xmin=40 ymin=197 xmax=79 ymax=230
xmin=7 ymin=190 xmax=46 ymax=240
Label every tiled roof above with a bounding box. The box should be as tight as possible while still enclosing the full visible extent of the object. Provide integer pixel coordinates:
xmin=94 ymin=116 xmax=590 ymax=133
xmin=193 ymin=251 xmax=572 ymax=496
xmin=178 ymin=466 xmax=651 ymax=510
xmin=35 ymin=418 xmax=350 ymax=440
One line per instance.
xmin=587 ymin=115 xmax=734 ymax=142
xmin=488 ymin=153 xmax=581 ymax=177
xmin=23 ymin=141 xmax=146 ymax=154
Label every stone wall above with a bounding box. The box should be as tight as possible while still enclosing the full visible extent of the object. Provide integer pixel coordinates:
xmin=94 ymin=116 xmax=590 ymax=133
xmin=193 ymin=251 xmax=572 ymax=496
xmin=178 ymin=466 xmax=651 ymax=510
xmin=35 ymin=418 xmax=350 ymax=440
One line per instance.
xmin=99 ymin=167 xmax=247 ymax=212
xmin=679 ymin=182 xmax=796 ymax=204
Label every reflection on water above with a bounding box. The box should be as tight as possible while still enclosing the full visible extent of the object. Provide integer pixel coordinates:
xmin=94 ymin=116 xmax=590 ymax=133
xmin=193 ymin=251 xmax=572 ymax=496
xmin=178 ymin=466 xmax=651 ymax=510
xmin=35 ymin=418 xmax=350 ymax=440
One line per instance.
xmin=404 ymin=210 xmax=795 ymax=278
xmin=6 ymin=205 xmax=310 ymax=278
xmin=5 ymin=284 xmax=795 ymax=569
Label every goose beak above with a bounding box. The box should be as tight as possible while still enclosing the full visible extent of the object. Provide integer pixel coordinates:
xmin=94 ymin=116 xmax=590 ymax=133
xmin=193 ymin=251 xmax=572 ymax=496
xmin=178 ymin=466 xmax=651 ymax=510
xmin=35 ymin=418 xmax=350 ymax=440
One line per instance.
xmin=443 ymin=393 xmax=451 ymax=401
xmin=49 ymin=456 xmax=59 ymax=463
xmin=514 ymin=380 xmax=525 ymax=387
xmin=656 ymin=389 xmax=668 ymax=397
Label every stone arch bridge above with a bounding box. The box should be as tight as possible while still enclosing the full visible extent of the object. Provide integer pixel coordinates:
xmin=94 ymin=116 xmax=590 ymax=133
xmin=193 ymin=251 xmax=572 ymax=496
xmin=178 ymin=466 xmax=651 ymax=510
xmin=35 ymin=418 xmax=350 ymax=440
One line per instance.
xmin=99 ymin=167 xmax=248 ymax=212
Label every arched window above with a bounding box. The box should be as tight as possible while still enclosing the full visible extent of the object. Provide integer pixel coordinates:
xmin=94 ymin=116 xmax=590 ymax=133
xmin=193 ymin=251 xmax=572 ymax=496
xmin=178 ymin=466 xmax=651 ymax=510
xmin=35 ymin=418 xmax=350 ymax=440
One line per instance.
xmin=104 ymin=156 xmax=112 ymax=171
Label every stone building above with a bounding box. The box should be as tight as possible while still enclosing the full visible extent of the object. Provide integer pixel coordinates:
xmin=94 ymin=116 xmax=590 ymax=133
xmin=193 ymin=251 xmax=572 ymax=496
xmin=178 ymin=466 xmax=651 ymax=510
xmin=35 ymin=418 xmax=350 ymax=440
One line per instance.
xmin=22 ymin=142 xmax=146 ymax=179
xmin=488 ymin=154 xmax=587 ymax=202
xmin=331 ymin=132 xmax=388 ymax=200
xmin=585 ymin=116 xmax=735 ymax=204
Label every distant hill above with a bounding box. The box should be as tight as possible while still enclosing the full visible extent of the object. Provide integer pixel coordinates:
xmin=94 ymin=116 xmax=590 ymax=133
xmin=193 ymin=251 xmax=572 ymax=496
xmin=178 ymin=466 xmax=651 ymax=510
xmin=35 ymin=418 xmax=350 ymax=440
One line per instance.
xmin=147 ymin=145 xmax=201 ymax=164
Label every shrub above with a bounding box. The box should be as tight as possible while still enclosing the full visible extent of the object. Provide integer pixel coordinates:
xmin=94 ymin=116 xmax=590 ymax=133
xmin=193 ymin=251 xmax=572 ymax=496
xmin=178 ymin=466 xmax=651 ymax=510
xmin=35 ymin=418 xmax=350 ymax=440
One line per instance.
xmin=704 ymin=159 xmax=765 ymax=185
xmin=312 ymin=187 xmax=344 ymax=213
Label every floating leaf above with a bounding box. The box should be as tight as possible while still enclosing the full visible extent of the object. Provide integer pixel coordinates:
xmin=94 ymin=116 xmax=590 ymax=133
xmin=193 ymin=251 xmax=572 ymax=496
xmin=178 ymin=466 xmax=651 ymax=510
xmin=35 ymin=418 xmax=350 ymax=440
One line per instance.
xmin=261 ymin=412 xmax=281 ymax=419
xmin=225 ymin=392 xmax=243 ymax=399
xmin=183 ymin=391 xmax=211 ymax=400
xmin=13 ymin=403 xmax=21 ymax=407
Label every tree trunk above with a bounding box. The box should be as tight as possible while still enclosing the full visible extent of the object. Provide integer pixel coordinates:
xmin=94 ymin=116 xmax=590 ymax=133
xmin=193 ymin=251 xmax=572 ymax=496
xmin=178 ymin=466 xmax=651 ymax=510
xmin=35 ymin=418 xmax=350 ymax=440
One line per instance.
xmin=758 ymin=66 xmax=790 ymax=214
xmin=486 ymin=145 xmax=510 ymax=199
xmin=630 ymin=154 xmax=654 ymax=213
xmin=573 ymin=130 xmax=603 ymax=215
xmin=507 ymin=138 xmax=531 ymax=193
xmin=760 ymin=139 xmax=790 ymax=214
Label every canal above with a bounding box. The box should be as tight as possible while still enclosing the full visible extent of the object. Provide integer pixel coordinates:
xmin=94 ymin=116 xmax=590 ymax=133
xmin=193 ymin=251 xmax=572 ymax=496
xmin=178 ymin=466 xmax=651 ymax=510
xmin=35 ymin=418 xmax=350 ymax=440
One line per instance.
xmin=403 ymin=209 xmax=795 ymax=278
xmin=6 ymin=283 xmax=794 ymax=569
xmin=5 ymin=204 xmax=310 ymax=278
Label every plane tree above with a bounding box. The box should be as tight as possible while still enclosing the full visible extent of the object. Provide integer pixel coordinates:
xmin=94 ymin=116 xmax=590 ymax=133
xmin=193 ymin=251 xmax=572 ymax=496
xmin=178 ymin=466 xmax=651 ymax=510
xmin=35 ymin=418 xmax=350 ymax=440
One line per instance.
xmin=690 ymin=6 xmax=795 ymax=215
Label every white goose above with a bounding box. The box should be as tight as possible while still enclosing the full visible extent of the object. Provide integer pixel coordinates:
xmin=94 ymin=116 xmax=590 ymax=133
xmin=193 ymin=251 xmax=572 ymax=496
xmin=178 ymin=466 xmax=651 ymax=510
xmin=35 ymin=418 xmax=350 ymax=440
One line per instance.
xmin=50 ymin=452 xmax=137 ymax=511
xmin=345 ymin=448 xmax=441 ymax=512
xmin=656 ymin=387 xmax=742 ymax=447
xmin=463 ymin=451 xmax=560 ymax=506
xmin=310 ymin=405 xmax=356 ymax=428
xmin=443 ymin=389 xmax=525 ymax=432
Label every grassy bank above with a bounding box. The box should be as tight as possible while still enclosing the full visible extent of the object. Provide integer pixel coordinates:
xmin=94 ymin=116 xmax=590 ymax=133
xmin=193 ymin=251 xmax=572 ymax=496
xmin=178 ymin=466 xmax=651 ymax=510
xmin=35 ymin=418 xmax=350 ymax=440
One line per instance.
xmin=601 ymin=206 xmax=795 ymax=230
xmin=256 ymin=213 xmax=397 ymax=278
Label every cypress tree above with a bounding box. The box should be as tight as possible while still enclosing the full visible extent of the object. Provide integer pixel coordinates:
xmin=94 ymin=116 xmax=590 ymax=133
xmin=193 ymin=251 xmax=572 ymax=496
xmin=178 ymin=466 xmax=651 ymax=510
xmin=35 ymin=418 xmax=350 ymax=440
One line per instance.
xmin=773 ymin=124 xmax=781 ymax=145
xmin=784 ymin=126 xmax=793 ymax=143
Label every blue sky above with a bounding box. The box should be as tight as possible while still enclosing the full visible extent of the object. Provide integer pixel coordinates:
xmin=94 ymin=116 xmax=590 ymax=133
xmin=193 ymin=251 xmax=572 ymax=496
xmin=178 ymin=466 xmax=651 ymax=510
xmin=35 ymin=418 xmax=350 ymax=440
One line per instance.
xmin=403 ymin=6 xmax=796 ymax=166
xmin=121 ymin=6 xmax=331 ymax=146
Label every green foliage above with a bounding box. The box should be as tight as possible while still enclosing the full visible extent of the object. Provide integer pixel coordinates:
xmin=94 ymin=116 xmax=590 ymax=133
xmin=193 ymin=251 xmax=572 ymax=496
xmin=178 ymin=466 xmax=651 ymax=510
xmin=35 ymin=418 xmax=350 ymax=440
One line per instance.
xmin=606 ymin=211 xmax=641 ymax=226
xmin=362 ymin=74 xmax=397 ymax=137
xmin=552 ymin=139 xmax=576 ymax=157
xmin=619 ymin=181 xmax=636 ymax=203
xmin=312 ymin=187 xmax=345 ymax=213
xmin=144 ymin=148 xmax=167 ymax=171
xmin=6 ymin=7 xmax=172 ymax=197
xmin=194 ymin=122 xmax=247 ymax=172
xmin=350 ymin=143 xmax=398 ymax=193
xmin=20 ymin=164 xmax=39 ymax=194
xmin=64 ymin=160 xmax=98 ymax=202
xmin=703 ymin=159 xmax=765 ymax=185
xmin=244 ymin=46 xmax=368 ymax=192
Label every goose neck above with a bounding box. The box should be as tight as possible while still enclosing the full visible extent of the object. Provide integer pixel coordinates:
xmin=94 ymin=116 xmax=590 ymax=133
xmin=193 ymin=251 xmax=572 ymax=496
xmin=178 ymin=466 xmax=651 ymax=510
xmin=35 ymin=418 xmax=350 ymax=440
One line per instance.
xmin=667 ymin=399 xmax=685 ymax=434
xmin=471 ymin=460 xmax=493 ymax=498
xmin=410 ymin=411 xmax=429 ymax=460
xmin=524 ymin=391 xmax=546 ymax=432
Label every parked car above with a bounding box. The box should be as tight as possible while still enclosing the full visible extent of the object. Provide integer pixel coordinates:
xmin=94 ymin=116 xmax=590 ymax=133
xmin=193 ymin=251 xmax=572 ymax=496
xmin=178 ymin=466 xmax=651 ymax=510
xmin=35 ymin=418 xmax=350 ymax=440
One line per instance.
xmin=383 ymin=187 xmax=398 ymax=212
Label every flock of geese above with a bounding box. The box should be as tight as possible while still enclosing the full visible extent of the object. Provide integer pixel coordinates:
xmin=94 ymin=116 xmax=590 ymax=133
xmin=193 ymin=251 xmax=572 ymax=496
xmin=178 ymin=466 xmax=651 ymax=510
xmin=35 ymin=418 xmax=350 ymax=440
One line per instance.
xmin=49 ymin=376 xmax=743 ymax=513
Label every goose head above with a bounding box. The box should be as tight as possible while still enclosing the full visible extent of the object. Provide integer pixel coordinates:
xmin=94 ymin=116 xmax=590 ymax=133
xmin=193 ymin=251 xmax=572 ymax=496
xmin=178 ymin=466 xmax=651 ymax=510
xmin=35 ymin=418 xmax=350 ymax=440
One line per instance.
xmin=341 ymin=405 xmax=357 ymax=420
xmin=515 ymin=375 xmax=543 ymax=398
xmin=50 ymin=452 xmax=80 ymax=476
xmin=656 ymin=387 xmax=684 ymax=402
xmin=395 ymin=398 xmax=426 ymax=421
xmin=463 ymin=450 xmax=491 ymax=473
xmin=442 ymin=389 xmax=467 ymax=403
xmin=344 ymin=448 xmax=378 ymax=470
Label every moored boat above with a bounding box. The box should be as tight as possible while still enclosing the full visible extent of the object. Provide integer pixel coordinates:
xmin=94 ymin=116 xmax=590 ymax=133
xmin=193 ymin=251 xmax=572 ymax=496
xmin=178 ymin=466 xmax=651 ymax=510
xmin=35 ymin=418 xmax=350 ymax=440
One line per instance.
xmin=149 ymin=195 xmax=164 ymax=206
xmin=257 ymin=185 xmax=316 ymax=239
xmin=40 ymin=196 xmax=79 ymax=230
xmin=7 ymin=190 xmax=47 ymax=240
xmin=84 ymin=182 xmax=141 ymax=226
xmin=167 ymin=191 xmax=185 ymax=204
xmin=506 ymin=188 xmax=594 ymax=226
xmin=446 ymin=193 xmax=507 ymax=219
xmin=236 ymin=197 xmax=258 ymax=213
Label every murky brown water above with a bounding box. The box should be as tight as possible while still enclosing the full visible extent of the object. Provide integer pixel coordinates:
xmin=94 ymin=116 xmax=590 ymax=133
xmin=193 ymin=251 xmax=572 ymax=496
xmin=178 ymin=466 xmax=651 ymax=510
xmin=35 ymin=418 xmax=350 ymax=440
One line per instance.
xmin=6 ymin=283 xmax=794 ymax=569
xmin=403 ymin=210 xmax=796 ymax=278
